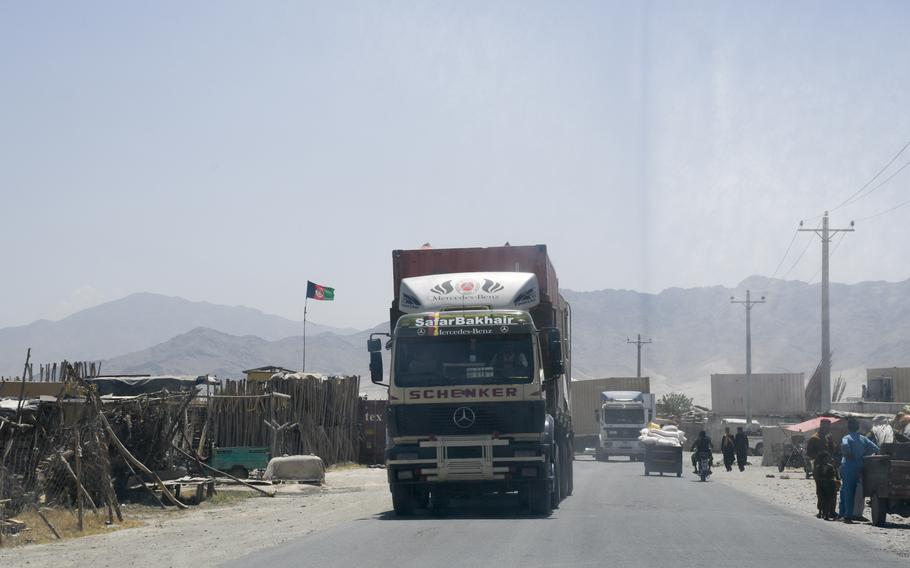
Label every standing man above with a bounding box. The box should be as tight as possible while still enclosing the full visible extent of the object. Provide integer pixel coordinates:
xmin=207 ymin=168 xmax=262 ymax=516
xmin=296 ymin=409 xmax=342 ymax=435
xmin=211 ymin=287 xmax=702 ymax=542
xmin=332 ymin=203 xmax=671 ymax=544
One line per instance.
xmin=839 ymin=417 xmax=880 ymax=524
xmin=806 ymin=418 xmax=836 ymax=472
xmin=734 ymin=426 xmax=749 ymax=472
xmin=721 ymin=427 xmax=736 ymax=472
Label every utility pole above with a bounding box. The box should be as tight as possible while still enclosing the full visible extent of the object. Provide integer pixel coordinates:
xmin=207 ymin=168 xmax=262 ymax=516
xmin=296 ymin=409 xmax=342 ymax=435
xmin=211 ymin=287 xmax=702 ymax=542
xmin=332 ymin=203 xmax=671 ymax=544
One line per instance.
xmin=799 ymin=211 xmax=854 ymax=412
xmin=626 ymin=334 xmax=652 ymax=379
xmin=730 ymin=290 xmax=765 ymax=427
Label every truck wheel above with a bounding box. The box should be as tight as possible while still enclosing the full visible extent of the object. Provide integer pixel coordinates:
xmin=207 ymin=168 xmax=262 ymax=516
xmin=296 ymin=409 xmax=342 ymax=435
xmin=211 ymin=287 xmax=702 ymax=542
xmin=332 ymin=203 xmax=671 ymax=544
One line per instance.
xmin=430 ymin=489 xmax=449 ymax=511
xmin=551 ymin=447 xmax=561 ymax=509
xmin=871 ymin=493 xmax=888 ymax=527
xmin=391 ymin=485 xmax=415 ymax=516
xmin=558 ymin=440 xmax=570 ymax=500
xmin=528 ymin=481 xmax=552 ymax=516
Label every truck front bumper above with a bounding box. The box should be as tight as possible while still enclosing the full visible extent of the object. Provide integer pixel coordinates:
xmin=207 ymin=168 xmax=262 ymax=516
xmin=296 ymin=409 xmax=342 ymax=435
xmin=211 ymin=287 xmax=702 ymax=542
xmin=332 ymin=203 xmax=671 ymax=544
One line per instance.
xmin=386 ymin=435 xmax=547 ymax=488
xmin=599 ymin=440 xmax=645 ymax=457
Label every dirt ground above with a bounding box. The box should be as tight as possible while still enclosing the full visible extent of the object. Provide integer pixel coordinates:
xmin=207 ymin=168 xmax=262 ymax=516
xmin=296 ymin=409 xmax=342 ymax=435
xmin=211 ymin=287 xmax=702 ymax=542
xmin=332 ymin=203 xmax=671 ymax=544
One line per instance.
xmin=0 ymin=467 xmax=391 ymax=568
xmin=710 ymin=457 xmax=910 ymax=559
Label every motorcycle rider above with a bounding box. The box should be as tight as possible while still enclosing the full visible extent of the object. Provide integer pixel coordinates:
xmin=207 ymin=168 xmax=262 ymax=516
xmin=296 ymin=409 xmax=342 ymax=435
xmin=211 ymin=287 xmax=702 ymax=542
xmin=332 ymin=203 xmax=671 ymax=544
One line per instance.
xmin=690 ymin=430 xmax=714 ymax=475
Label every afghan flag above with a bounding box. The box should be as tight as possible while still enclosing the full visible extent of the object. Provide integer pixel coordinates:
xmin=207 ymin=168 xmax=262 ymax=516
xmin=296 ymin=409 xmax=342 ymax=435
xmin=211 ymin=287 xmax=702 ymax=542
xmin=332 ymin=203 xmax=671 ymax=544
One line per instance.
xmin=306 ymin=281 xmax=335 ymax=301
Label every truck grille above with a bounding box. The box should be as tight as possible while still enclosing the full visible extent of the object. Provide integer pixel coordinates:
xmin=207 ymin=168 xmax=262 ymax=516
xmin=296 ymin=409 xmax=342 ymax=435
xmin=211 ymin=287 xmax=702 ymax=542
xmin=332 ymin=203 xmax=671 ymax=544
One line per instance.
xmin=390 ymin=401 xmax=545 ymax=437
xmin=605 ymin=428 xmax=641 ymax=439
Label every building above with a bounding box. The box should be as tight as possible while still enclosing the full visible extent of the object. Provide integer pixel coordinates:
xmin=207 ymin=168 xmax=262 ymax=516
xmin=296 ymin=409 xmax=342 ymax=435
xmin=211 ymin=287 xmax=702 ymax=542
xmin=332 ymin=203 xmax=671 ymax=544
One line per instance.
xmin=710 ymin=372 xmax=805 ymax=416
xmin=865 ymin=367 xmax=910 ymax=403
xmin=242 ymin=365 xmax=296 ymax=382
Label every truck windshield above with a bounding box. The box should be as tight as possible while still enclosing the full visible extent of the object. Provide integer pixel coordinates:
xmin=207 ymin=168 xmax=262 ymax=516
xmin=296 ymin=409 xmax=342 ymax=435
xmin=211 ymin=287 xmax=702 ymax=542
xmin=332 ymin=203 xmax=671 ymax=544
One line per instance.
xmin=602 ymin=409 xmax=644 ymax=424
xmin=394 ymin=335 xmax=534 ymax=387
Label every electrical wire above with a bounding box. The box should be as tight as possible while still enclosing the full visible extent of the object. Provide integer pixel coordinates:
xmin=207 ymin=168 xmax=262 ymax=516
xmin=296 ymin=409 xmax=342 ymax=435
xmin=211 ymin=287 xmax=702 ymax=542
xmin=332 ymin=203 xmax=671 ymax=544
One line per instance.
xmin=769 ymin=229 xmax=799 ymax=279
xmin=854 ymin=194 xmax=910 ymax=222
xmin=830 ymin=138 xmax=910 ymax=212
xmin=835 ymin=159 xmax=910 ymax=209
xmin=780 ymin=234 xmax=816 ymax=280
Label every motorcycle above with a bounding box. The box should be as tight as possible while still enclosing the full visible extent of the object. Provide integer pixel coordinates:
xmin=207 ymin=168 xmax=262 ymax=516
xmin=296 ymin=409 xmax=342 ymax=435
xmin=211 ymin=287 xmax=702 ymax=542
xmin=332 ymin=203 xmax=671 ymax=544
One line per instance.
xmin=778 ymin=440 xmax=813 ymax=479
xmin=697 ymin=451 xmax=712 ymax=482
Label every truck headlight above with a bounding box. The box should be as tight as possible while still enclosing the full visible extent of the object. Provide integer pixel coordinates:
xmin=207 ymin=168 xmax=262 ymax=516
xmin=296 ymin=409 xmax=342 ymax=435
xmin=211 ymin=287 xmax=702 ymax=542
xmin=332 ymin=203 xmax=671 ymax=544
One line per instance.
xmin=395 ymin=452 xmax=419 ymax=461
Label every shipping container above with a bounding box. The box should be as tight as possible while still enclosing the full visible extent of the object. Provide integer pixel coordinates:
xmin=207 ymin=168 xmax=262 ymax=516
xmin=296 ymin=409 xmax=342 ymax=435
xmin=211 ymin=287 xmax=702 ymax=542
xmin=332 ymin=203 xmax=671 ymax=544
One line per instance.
xmin=571 ymin=377 xmax=651 ymax=436
xmin=358 ymin=399 xmax=387 ymax=465
xmin=866 ymin=367 xmax=910 ymax=403
xmin=710 ymin=373 xmax=805 ymax=416
xmin=390 ymin=244 xmax=560 ymax=329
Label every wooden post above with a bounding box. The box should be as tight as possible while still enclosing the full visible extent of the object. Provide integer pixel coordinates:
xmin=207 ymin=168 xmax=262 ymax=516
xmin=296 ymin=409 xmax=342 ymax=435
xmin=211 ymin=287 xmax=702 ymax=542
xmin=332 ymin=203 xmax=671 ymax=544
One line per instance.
xmin=75 ymin=429 xmax=84 ymax=531
xmin=98 ymin=412 xmax=188 ymax=510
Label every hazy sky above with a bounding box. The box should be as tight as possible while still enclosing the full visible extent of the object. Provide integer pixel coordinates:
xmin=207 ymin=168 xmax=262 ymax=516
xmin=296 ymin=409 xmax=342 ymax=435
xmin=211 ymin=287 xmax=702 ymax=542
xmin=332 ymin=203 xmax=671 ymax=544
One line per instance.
xmin=2 ymin=1 xmax=910 ymax=331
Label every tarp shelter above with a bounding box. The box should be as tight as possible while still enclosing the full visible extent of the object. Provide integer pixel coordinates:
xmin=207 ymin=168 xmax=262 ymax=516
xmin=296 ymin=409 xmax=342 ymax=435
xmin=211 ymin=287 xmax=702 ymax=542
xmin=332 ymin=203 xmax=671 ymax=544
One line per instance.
xmin=785 ymin=416 xmax=842 ymax=433
xmin=86 ymin=375 xmax=215 ymax=396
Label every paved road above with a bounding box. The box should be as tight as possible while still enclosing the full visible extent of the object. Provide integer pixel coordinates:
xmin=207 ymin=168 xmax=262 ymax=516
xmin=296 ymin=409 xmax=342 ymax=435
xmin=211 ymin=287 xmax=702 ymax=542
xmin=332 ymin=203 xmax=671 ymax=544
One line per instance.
xmin=223 ymin=457 xmax=904 ymax=568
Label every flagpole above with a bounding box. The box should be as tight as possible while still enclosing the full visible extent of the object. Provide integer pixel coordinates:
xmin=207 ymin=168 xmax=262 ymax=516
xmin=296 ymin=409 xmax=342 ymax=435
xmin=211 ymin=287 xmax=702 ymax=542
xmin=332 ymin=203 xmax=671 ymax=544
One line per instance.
xmin=302 ymin=297 xmax=308 ymax=373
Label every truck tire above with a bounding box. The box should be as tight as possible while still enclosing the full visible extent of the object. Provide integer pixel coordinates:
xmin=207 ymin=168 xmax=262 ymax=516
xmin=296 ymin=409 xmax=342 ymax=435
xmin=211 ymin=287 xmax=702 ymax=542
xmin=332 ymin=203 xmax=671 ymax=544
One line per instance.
xmin=391 ymin=485 xmax=416 ymax=516
xmin=558 ymin=440 xmax=570 ymax=500
xmin=430 ymin=489 xmax=449 ymax=511
xmin=871 ymin=493 xmax=888 ymax=527
xmin=528 ymin=481 xmax=552 ymax=516
xmin=551 ymin=446 xmax=561 ymax=509
xmin=566 ymin=450 xmax=574 ymax=496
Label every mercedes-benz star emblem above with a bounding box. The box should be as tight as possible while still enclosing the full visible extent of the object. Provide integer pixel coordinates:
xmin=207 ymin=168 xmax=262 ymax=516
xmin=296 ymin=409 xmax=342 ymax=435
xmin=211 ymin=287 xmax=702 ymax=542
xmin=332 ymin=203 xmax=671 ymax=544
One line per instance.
xmin=452 ymin=407 xmax=476 ymax=429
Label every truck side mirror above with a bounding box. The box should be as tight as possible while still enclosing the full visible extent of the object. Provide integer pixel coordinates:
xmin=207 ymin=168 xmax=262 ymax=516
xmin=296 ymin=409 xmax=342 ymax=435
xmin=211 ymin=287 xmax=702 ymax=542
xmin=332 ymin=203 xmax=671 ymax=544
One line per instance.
xmin=594 ymin=409 xmax=600 ymax=421
xmin=545 ymin=328 xmax=564 ymax=378
xmin=367 ymin=338 xmax=382 ymax=353
xmin=369 ymin=352 xmax=385 ymax=385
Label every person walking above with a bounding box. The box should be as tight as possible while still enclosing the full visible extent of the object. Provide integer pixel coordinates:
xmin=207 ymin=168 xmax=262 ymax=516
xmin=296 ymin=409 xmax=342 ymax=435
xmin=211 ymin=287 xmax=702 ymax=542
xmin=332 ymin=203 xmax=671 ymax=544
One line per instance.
xmin=734 ymin=426 xmax=749 ymax=472
xmin=721 ymin=427 xmax=736 ymax=472
xmin=839 ymin=417 xmax=880 ymax=523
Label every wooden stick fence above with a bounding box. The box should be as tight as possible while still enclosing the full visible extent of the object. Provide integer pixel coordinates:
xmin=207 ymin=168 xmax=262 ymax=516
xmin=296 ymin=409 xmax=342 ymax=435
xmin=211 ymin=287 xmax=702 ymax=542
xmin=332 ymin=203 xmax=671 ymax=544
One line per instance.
xmin=209 ymin=374 xmax=361 ymax=466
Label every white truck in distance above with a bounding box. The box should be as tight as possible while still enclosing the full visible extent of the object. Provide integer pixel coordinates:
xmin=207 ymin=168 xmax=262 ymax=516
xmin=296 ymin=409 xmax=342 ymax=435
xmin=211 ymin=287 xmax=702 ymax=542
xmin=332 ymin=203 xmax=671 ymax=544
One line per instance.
xmin=595 ymin=391 xmax=656 ymax=462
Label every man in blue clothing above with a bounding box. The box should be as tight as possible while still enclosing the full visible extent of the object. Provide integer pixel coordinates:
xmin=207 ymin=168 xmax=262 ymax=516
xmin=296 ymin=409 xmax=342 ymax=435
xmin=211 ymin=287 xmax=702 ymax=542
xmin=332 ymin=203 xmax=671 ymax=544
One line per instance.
xmin=839 ymin=417 xmax=880 ymax=523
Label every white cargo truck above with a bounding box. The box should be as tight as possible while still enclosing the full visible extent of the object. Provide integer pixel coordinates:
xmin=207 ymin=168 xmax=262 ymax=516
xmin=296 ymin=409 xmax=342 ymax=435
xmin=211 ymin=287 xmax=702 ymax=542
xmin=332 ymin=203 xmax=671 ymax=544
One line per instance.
xmin=594 ymin=391 xmax=656 ymax=461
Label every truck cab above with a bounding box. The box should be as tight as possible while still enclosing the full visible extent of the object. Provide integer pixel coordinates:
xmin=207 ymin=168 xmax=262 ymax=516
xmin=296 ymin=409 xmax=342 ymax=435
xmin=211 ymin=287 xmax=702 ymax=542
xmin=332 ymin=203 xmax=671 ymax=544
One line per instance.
xmin=595 ymin=390 xmax=656 ymax=461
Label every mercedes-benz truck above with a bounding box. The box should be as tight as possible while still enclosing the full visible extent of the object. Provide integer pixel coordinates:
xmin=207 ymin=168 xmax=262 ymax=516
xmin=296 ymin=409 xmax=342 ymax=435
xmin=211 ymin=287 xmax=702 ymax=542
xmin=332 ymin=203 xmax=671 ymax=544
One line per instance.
xmin=367 ymin=244 xmax=573 ymax=515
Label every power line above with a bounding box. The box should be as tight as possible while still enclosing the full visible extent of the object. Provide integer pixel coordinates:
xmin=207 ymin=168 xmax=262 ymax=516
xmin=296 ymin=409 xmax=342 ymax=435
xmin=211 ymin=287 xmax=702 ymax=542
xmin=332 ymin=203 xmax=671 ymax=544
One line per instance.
xmin=836 ymin=159 xmax=910 ymax=209
xmin=854 ymin=194 xmax=910 ymax=222
xmin=830 ymin=138 xmax=910 ymax=212
xmin=770 ymin=229 xmax=799 ymax=279
xmin=780 ymin=230 xmax=817 ymax=280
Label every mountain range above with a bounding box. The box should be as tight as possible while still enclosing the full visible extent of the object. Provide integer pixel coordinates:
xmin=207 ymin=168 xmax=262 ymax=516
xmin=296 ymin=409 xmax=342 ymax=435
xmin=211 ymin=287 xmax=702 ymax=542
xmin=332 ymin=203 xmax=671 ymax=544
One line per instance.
xmin=0 ymin=293 xmax=353 ymax=376
xmin=2 ymin=278 xmax=909 ymax=404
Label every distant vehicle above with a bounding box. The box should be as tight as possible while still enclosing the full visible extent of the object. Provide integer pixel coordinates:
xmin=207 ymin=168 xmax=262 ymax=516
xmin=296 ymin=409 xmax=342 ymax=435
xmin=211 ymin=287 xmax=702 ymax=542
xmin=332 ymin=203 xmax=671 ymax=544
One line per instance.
xmin=721 ymin=418 xmax=764 ymax=456
xmin=371 ymin=244 xmax=573 ymax=516
xmin=595 ymin=391 xmax=656 ymax=461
